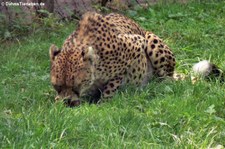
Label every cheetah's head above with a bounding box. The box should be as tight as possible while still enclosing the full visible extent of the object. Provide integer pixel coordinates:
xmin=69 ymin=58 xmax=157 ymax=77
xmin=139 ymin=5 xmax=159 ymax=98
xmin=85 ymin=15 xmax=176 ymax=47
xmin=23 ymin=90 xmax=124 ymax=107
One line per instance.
xmin=49 ymin=44 xmax=98 ymax=103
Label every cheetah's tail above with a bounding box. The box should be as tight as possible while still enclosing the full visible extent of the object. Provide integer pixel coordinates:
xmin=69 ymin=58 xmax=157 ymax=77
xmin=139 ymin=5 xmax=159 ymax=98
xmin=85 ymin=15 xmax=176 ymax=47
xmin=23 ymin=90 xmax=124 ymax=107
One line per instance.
xmin=172 ymin=60 xmax=224 ymax=83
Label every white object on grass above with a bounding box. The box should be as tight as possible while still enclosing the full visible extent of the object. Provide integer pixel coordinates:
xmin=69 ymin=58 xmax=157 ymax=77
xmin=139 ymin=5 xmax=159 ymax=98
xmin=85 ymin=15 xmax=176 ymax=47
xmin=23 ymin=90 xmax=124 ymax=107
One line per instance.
xmin=192 ymin=60 xmax=212 ymax=77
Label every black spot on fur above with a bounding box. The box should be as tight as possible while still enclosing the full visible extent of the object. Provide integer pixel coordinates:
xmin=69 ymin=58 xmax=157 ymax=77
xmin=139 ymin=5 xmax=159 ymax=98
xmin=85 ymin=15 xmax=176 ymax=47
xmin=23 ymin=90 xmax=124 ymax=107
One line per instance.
xmin=105 ymin=90 xmax=110 ymax=95
xmin=153 ymin=39 xmax=158 ymax=44
xmin=160 ymin=57 xmax=165 ymax=63
xmin=139 ymin=74 xmax=142 ymax=79
xmin=109 ymin=83 xmax=114 ymax=88
xmin=151 ymin=44 xmax=155 ymax=49
xmin=137 ymin=48 xmax=141 ymax=52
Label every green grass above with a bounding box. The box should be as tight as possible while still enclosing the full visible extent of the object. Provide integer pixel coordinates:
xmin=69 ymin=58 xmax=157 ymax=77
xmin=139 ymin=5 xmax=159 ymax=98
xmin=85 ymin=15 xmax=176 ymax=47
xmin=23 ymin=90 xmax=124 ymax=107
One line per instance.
xmin=0 ymin=2 xmax=225 ymax=148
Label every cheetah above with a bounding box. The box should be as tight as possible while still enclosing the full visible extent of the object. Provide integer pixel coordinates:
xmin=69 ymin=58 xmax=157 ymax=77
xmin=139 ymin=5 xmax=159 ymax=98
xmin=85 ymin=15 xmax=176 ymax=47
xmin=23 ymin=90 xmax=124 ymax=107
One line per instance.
xmin=49 ymin=12 xmax=223 ymax=107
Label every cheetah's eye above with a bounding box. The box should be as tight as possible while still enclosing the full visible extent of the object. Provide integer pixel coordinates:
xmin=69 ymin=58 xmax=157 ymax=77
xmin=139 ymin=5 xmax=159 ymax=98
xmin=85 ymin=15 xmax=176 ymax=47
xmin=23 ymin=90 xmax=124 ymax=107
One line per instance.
xmin=54 ymin=85 xmax=62 ymax=93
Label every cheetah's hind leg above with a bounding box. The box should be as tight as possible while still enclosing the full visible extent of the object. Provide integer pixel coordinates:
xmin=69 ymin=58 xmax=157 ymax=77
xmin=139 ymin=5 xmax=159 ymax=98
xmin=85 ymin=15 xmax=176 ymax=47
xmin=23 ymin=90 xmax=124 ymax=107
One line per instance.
xmin=144 ymin=31 xmax=176 ymax=78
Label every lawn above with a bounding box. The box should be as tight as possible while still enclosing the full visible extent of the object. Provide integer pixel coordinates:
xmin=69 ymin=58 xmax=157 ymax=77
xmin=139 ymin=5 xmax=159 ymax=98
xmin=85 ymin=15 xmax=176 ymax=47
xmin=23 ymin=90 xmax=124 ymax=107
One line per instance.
xmin=0 ymin=1 xmax=224 ymax=148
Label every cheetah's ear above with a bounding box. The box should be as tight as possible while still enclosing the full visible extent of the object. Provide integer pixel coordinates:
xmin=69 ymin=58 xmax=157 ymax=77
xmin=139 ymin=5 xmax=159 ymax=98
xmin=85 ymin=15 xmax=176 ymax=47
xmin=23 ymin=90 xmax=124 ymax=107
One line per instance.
xmin=82 ymin=46 xmax=98 ymax=65
xmin=49 ymin=44 xmax=61 ymax=62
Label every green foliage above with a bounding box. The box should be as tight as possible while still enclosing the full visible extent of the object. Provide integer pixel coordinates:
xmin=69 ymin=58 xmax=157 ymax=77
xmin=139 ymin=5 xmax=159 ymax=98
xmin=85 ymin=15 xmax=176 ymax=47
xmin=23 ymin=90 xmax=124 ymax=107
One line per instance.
xmin=0 ymin=9 xmax=64 ymax=42
xmin=0 ymin=12 xmax=30 ymax=40
xmin=34 ymin=11 xmax=64 ymax=33
xmin=93 ymin=4 xmax=111 ymax=14
xmin=0 ymin=1 xmax=225 ymax=148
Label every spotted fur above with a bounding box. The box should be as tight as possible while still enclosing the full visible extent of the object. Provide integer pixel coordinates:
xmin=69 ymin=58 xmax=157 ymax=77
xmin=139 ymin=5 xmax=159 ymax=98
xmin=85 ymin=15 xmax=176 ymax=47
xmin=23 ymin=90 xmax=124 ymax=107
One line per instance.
xmin=49 ymin=12 xmax=176 ymax=104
